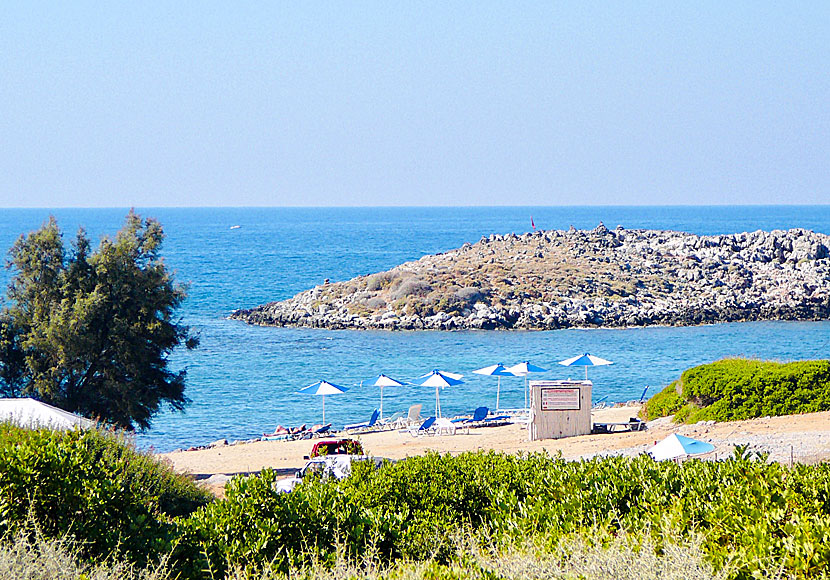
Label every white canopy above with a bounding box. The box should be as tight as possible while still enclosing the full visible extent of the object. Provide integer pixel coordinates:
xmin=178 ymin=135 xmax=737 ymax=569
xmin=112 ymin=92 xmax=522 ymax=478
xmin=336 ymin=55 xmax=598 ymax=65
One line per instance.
xmin=648 ymin=433 xmax=715 ymax=461
xmin=411 ymin=370 xmax=464 ymax=418
xmin=558 ymin=353 xmax=613 ymax=380
xmin=298 ymin=380 xmax=349 ymax=424
xmin=0 ymin=398 xmax=95 ymax=430
xmin=473 ymin=363 xmax=516 ymax=410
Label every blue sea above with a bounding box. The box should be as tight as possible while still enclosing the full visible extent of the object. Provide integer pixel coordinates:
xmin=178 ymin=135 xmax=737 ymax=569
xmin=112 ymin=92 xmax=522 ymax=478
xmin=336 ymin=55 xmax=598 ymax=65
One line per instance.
xmin=1 ymin=206 xmax=829 ymax=452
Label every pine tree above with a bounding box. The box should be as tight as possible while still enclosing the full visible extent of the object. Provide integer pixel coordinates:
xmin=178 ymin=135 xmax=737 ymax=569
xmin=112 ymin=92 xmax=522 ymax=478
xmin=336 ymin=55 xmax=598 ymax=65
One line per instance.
xmin=0 ymin=211 xmax=198 ymax=430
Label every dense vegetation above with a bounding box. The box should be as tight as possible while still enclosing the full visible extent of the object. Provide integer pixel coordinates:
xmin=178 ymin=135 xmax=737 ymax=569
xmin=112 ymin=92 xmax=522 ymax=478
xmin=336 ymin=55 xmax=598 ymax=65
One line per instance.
xmin=0 ymin=211 xmax=197 ymax=429
xmin=644 ymin=358 xmax=830 ymax=422
xmin=0 ymin=424 xmax=212 ymax=567
xmin=179 ymin=451 xmax=830 ymax=579
xmin=4 ymin=424 xmax=830 ymax=579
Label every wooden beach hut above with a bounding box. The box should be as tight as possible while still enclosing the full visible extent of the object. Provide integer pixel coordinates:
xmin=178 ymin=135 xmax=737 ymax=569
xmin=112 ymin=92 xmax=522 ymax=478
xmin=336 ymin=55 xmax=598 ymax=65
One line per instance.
xmin=528 ymin=380 xmax=592 ymax=440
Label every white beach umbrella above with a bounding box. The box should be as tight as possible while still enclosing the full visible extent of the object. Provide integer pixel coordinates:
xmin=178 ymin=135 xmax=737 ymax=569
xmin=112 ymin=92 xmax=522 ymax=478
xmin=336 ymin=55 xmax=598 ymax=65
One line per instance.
xmin=298 ymin=380 xmax=349 ymax=424
xmin=363 ymin=374 xmax=406 ymax=419
xmin=507 ymin=361 xmax=548 ymax=409
xmin=410 ymin=370 xmax=464 ymax=418
xmin=648 ymin=434 xmax=715 ymax=461
xmin=432 ymin=370 xmax=464 ymax=381
xmin=558 ymin=353 xmax=613 ymax=380
xmin=473 ymin=363 xmax=517 ymax=411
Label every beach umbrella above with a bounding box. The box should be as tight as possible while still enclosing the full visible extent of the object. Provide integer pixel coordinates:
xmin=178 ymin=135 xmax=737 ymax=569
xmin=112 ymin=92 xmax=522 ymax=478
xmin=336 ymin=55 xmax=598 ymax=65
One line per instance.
xmin=432 ymin=370 xmax=464 ymax=380
xmin=473 ymin=363 xmax=517 ymax=411
xmin=507 ymin=361 xmax=548 ymax=409
xmin=558 ymin=353 xmax=613 ymax=380
xmin=648 ymin=433 xmax=715 ymax=461
xmin=363 ymin=374 xmax=406 ymax=419
xmin=410 ymin=370 xmax=464 ymax=418
xmin=298 ymin=380 xmax=349 ymax=424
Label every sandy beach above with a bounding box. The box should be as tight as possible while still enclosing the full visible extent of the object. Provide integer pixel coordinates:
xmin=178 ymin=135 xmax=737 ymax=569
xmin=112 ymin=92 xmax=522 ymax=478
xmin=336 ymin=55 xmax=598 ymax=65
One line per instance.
xmin=159 ymin=405 xmax=830 ymax=495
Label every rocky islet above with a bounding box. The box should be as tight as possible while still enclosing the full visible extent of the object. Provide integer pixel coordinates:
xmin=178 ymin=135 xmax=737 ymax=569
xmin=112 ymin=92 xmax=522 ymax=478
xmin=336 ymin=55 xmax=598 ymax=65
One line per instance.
xmin=230 ymin=224 xmax=830 ymax=330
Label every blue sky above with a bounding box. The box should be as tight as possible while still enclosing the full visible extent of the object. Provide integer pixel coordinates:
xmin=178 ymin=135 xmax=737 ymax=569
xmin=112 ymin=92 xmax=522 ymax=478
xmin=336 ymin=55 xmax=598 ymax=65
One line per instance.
xmin=1 ymin=2 xmax=828 ymax=207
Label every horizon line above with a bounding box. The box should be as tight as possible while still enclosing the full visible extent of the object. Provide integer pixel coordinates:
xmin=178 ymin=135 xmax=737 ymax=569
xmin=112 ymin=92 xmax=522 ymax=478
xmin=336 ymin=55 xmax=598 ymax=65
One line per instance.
xmin=2 ymin=203 xmax=830 ymax=210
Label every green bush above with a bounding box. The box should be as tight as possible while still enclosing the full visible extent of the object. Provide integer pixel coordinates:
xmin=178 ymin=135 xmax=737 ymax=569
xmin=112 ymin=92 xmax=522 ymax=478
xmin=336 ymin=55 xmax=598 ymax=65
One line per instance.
xmin=0 ymin=424 xmax=212 ymax=566
xmin=7 ymin=421 xmax=830 ymax=579
xmin=644 ymin=358 xmax=830 ymax=422
xmin=643 ymin=382 xmax=684 ymax=420
xmin=176 ymin=451 xmax=830 ymax=579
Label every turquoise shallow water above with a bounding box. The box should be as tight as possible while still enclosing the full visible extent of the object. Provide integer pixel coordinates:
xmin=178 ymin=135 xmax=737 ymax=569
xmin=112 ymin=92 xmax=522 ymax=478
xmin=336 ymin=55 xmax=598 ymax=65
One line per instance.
xmin=0 ymin=206 xmax=829 ymax=451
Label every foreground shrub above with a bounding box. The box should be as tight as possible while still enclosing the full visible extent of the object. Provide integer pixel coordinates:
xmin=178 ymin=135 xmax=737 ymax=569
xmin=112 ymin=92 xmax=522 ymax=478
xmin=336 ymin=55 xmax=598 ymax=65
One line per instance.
xmin=0 ymin=525 xmax=726 ymax=580
xmin=4 ymin=425 xmax=830 ymax=580
xmin=178 ymin=451 xmax=830 ymax=579
xmin=0 ymin=424 xmax=212 ymax=566
xmin=0 ymin=530 xmax=173 ymax=580
xmin=224 ymin=531 xmax=726 ymax=580
xmin=644 ymin=358 xmax=830 ymax=422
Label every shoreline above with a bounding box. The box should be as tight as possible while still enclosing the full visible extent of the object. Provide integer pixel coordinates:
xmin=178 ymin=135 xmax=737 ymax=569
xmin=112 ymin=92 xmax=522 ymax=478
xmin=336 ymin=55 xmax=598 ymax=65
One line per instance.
xmin=158 ymin=405 xmax=830 ymax=495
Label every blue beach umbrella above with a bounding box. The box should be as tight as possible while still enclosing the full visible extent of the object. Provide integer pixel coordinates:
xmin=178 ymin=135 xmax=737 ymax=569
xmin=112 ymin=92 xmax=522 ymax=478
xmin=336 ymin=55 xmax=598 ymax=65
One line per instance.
xmin=648 ymin=434 xmax=715 ymax=461
xmin=299 ymin=380 xmax=349 ymax=424
xmin=363 ymin=374 xmax=406 ymax=419
xmin=507 ymin=361 xmax=548 ymax=409
xmin=473 ymin=363 xmax=517 ymax=411
xmin=410 ymin=370 xmax=464 ymax=418
xmin=558 ymin=353 xmax=613 ymax=380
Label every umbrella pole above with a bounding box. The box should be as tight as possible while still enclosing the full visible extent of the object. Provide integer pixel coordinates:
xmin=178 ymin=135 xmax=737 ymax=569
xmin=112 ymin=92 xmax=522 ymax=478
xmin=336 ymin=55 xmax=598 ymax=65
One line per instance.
xmin=380 ymin=386 xmax=384 ymax=420
xmin=436 ymin=386 xmax=441 ymax=418
xmin=322 ymin=395 xmax=326 ymax=424
xmin=496 ymin=377 xmax=501 ymax=411
xmin=585 ymin=367 xmax=588 ymax=381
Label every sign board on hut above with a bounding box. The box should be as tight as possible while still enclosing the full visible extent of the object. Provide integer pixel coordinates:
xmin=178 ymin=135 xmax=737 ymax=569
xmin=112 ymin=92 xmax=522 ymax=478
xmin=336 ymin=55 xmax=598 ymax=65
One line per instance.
xmin=529 ymin=380 xmax=592 ymax=440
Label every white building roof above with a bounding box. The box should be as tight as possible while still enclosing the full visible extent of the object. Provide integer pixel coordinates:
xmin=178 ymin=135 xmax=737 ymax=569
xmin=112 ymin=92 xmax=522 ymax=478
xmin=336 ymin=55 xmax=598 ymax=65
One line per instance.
xmin=0 ymin=398 xmax=95 ymax=430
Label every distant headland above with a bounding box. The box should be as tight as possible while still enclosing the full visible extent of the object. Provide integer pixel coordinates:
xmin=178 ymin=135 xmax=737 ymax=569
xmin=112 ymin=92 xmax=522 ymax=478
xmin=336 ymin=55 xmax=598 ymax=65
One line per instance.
xmin=230 ymin=224 xmax=830 ymax=330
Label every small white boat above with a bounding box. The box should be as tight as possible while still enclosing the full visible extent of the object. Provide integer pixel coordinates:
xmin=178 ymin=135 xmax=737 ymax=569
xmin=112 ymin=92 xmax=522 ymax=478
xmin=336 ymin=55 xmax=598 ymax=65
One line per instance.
xmin=229 ymin=225 xmax=241 ymax=230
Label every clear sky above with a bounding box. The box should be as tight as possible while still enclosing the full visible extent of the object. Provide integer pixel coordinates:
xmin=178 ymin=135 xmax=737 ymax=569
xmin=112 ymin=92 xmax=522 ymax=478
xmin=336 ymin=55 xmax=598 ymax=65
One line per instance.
xmin=1 ymin=2 xmax=828 ymax=208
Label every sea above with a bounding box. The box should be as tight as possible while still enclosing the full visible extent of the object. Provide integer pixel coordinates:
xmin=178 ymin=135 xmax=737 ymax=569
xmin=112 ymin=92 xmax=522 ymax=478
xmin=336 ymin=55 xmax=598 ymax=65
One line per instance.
xmin=1 ymin=206 xmax=829 ymax=452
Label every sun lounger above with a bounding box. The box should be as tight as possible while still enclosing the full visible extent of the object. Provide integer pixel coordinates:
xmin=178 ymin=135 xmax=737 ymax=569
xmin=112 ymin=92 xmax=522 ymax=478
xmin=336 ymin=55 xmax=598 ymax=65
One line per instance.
xmin=592 ymin=395 xmax=610 ymax=410
xmin=310 ymin=423 xmax=332 ymax=437
xmin=452 ymin=407 xmax=509 ymax=428
xmin=261 ymin=432 xmax=290 ymax=441
xmin=378 ymin=410 xmax=406 ymax=430
xmin=264 ymin=423 xmax=309 ymax=441
xmin=344 ymin=409 xmax=379 ymax=431
xmin=431 ymin=417 xmax=457 ymax=436
xmin=402 ymin=416 xmax=436 ymax=437
xmin=285 ymin=424 xmax=311 ymax=440
xmin=591 ymin=417 xmax=646 ymax=434
xmin=405 ymin=404 xmax=423 ymax=426
xmin=452 ymin=406 xmax=488 ymax=424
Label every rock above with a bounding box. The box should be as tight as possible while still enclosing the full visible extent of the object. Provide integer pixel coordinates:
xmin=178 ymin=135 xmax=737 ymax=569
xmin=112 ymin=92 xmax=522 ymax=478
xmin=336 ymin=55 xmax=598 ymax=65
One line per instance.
xmin=229 ymin=226 xmax=830 ymax=331
xmin=200 ymin=474 xmax=233 ymax=487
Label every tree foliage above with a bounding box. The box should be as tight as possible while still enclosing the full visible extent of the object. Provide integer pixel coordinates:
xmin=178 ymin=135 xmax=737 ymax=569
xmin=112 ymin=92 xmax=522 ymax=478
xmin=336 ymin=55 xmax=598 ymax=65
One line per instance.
xmin=0 ymin=211 xmax=197 ymax=430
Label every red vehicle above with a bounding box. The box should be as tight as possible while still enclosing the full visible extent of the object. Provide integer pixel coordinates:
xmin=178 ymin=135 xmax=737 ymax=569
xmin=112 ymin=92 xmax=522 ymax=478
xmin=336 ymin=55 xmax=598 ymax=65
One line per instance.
xmin=306 ymin=438 xmax=364 ymax=459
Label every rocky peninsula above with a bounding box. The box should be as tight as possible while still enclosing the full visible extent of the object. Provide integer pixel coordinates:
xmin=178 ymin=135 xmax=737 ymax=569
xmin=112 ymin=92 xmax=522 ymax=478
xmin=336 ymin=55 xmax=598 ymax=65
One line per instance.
xmin=230 ymin=224 xmax=830 ymax=330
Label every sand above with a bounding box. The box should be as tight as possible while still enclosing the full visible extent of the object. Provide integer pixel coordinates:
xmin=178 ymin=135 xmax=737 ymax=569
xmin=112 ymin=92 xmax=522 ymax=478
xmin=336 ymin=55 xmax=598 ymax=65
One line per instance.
xmin=158 ymin=405 xmax=830 ymax=496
